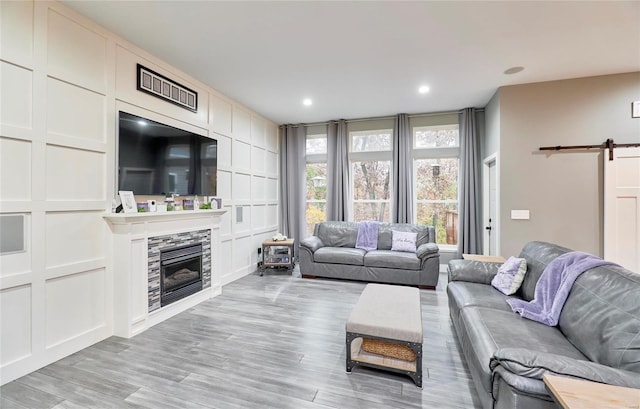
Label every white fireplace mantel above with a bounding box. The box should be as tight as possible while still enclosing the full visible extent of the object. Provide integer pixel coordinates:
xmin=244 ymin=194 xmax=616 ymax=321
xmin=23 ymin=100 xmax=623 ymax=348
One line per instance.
xmin=104 ymin=209 xmax=226 ymax=338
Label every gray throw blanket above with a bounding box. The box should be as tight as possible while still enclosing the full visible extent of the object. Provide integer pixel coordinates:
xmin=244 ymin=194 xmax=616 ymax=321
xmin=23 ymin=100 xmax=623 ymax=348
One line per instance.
xmin=355 ymin=221 xmax=379 ymax=251
xmin=507 ymin=251 xmax=616 ymax=326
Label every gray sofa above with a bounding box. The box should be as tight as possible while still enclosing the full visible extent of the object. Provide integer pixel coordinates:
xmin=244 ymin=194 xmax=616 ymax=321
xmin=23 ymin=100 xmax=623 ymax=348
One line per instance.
xmin=299 ymin=221 xmax=440 ymax=288
xmin=447 ymin=241 xmax=640 ymax=409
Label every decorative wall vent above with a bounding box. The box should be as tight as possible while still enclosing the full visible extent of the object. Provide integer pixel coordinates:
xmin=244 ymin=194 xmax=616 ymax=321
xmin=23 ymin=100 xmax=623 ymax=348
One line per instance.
xmin=137 ymin=64 xmax=198 ymax=112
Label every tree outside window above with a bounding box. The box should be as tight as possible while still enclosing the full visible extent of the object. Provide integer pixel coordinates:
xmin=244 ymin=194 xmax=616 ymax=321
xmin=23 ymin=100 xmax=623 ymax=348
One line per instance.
xmin=305 ymin=163 xmax=326 ymax=235
xmin=415 ymin=158 xmax=458 ymax=245
xmin=413 ymin=124 xmax=459 ymax=247
xmin=352 ymin=160 xmax=391 ymax=222
xmin=305 ymin=132 xmax=327 ymax=235
xmin=350 ymin=130 xmax=392 ymax=222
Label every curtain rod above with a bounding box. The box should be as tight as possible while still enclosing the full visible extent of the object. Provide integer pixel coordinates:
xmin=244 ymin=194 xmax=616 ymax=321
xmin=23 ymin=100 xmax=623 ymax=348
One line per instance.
xmin=285 ymin=108 xmax=485 ymax=128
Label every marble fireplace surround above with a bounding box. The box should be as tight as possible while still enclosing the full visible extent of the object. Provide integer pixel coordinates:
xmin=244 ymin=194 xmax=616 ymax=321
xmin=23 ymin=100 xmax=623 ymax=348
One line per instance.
xmin=104 ymin=210 xmax=225 ymax=338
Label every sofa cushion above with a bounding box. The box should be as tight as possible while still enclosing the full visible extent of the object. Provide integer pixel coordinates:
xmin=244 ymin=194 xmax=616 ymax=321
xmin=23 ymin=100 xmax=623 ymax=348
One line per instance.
xmin=314 ymin=247 xmax=365 ymax=266
xmin=459 ymin=306 xmax=585 ymax=394
xmin=491 ymin=257 xmax=527 ymax=295
xmin=448 ymin=259 xmax=501 ymax=285
xmin=364 ymin=250 xmax=420 ymax=270
xmin=315 ymin=221 xmax=359 ymax=248
xmin=377 ymin=223 xmax=433 ymax=250
xmin=490 ymin=348 xmax=640 ymax=389
xmin=517 ymin=241 xmax=571 ymax=301
xmin=391 ymin=230 xmax=417 ymax=253
xmin=447 ymin=281 xmax=513 ymax=313
xmin=558 ymin=264 xmax=640 ymax=373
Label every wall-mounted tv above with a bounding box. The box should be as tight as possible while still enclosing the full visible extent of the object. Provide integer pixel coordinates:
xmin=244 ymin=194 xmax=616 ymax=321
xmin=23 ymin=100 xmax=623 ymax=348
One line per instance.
xmin=118 ymin=111 xmax=217 ymax=196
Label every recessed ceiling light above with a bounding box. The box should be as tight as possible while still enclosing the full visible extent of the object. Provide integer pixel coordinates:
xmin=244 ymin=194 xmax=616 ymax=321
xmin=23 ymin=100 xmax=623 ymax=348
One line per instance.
xmin=504 ymin=66 xmax=525 ymax=75
xmin=418 ymin=85 xmax=430 ymax=94
xmin=137 ymin=120 xmax=147 ymax=126
xmin=303 ymin=98 xmax=313 ymax=106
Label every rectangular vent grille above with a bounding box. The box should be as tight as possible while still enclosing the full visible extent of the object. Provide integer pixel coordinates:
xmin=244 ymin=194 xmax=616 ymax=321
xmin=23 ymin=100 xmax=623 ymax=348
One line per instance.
xmin=137 ymin=64 xmax=198 ymax=112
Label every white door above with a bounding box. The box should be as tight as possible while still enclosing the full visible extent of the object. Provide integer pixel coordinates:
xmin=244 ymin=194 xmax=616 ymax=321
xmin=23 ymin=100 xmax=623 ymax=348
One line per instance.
xmin=604 ymin=148 xmax=640 ymax=272
xmin=483 ymin=154 xmax=499 ymax=256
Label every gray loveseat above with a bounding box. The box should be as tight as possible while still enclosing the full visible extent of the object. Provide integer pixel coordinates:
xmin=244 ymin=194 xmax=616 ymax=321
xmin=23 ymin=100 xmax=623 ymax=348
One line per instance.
xmin=299 ymin=221 xmax=440 ymax=288
xmin=447 ymin=241 xmax=640 ymax=409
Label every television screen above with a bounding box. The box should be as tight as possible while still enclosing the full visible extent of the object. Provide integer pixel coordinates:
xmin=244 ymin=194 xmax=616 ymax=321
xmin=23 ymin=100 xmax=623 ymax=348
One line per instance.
xmin=118 ymin=112 xmax=217 ymax=196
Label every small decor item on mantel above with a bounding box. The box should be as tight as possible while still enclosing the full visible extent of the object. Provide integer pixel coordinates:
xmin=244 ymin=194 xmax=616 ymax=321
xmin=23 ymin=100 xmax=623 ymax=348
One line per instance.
xmin=209 ymin=197 xmax=222 ymax=209
xmin=182 ymin=199 xmax=194 ymax=210
xmin=118 ymin=191 xmax=137 ymax=213
xmin=136 ymin=64 xmax=198 ymax=112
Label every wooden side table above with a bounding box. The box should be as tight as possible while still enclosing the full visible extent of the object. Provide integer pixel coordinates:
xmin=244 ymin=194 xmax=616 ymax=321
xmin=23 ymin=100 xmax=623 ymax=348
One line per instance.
xmin=462 ymin=254 xmax=506 ymax=263
xmin=543 ymin=373 xmax=640 ymax=409
xmin=260 ymin=238 xmax=295 ymax=276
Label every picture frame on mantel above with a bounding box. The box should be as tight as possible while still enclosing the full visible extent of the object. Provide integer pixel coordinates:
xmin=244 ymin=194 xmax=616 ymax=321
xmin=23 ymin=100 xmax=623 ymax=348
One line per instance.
xmin=118 ymin=191 xmax=137 ymax=213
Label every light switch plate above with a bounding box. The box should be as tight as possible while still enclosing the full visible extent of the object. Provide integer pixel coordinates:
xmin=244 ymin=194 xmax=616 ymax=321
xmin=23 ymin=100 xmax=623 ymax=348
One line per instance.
xmin=511 ymin=210 xmax=530 ymax=220
xmin=633 ymin=101 xmax=640 ymax=118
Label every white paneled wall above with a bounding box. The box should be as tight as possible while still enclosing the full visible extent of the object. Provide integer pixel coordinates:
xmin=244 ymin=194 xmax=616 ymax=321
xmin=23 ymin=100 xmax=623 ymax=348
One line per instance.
xmin=0 ymin=138 xmax=32 ymax=200
xmin=0 ymin=62 xmax=33 ymax=130
xmin=47 ymin=9 xmax=107 ymax=93
xmin=0 ymin=1 xmax=34 ymax=65
xmin=211 ymin=95 xmax=233 ymax=135
xmin=45 ymin=268 xmax=106 ymax=348
xmin=45 ymin=147 xmax=106 ymax=201
xmin=0 ymin=285 xmax=32 ymax=365
xmin=233 ymin=108 xmax=252 ymax=144
xmin=0 ymin=1 xmax=112 ymax=385
xmin=46 ymin=78 xmax=106 ymax=143
xmin=0 ymin=0 xmax=279 ymax=385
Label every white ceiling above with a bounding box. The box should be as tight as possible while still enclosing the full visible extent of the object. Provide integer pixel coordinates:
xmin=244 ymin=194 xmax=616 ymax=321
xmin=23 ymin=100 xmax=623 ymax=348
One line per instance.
xmin=63 ymin=1 xmax=640 ymax=125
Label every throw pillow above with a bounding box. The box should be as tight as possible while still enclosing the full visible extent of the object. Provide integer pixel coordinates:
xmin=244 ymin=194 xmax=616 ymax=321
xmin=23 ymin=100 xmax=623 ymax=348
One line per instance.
xmin=391 ymin=230 xmax=417 ymax=253
xmin=491 ymin=256 xmax=528 ymax=295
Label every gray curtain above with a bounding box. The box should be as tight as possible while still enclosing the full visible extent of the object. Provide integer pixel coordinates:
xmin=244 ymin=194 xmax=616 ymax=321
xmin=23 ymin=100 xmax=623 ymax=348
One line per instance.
xmin=279 ymin=124 xmax=306 ymax=255
xmin=326 ymin=120 xmax=350 ymax=221
xmin=392 ymin=113 xmax=413 ymax=223
xmin=458 ymin=108 xmax=482 ymax=255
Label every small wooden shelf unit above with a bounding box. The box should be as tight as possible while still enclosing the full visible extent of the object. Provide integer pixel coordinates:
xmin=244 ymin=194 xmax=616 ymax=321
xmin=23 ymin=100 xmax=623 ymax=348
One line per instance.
xmin=260 ymin=238 xmax=295 ymax=276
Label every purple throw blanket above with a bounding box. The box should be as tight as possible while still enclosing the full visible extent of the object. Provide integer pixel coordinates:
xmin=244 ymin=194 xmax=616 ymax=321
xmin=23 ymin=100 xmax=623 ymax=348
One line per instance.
xmin=506 ymin=251 xmax=616 ymax=326
xmin=355 ymin=221 xmax=379 ymax=251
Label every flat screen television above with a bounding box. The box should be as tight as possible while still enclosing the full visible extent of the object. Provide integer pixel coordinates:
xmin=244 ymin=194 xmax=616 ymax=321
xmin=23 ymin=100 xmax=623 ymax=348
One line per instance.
xmin=118 ymin=111 xmax=217 ymax=196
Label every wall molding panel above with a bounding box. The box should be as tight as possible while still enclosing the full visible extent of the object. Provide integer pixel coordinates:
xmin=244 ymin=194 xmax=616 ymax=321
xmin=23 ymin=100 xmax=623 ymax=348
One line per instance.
xmin=0 ymin=0 xmax=279 ymax=385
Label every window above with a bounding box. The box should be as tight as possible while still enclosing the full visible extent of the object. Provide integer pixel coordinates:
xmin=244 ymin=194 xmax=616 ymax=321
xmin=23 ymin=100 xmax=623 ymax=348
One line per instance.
xmin=414 ymin=124 xmax=459 ymax=149
xmin=349 ymin=129 xmax=392 ymax=222
xmin=413 ymin=124 xmax=459 ymax=248
xmin=305 ymin=131 xmax=327 ymax=235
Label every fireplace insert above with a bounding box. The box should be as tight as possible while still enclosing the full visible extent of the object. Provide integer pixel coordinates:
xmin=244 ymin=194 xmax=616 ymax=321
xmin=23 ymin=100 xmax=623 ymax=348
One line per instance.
xmin=160 ymin=243 xmax=203 ymax=306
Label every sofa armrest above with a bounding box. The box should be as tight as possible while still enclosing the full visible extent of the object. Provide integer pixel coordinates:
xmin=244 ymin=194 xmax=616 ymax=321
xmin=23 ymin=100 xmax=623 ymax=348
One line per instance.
xmin=416 ymin=243 xmax=439 ymax=259
xmin=490 ymin=348 xmax=640 ymax=390
xmin=299 ymin=236 xmax=324 ymax=253
xmin=447 ymin=259 xmax=500 ymax=285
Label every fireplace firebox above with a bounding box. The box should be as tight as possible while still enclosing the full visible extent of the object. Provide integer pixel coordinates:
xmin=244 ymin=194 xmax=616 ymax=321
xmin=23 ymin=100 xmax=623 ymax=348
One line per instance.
xmin=160 ymin=244 xmax=203 ymax=306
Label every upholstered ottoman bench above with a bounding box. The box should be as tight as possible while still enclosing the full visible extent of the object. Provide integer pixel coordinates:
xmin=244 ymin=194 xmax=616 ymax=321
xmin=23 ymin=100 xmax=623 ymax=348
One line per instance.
xmin=346 ymin=283 xmax=423 ymax=387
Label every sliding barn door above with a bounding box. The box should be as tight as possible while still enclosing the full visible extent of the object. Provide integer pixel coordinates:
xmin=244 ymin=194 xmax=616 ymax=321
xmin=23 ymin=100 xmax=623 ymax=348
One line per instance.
xmin=604 ymin=148 xmax=640 ymax=273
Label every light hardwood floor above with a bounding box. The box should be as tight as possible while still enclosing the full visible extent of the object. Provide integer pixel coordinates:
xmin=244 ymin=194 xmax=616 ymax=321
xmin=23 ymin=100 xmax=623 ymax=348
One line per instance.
xmin=1 ymin=270 xmax=481 ymax=409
